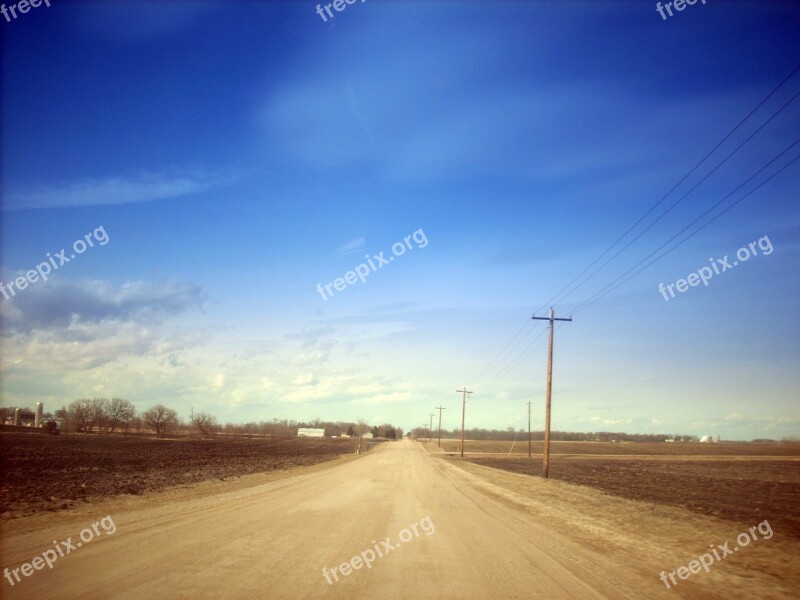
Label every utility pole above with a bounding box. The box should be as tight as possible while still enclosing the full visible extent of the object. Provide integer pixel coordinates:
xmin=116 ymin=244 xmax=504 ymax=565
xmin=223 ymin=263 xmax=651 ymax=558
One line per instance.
xmin=428 ymin=413 xmax=435 ymax=442
xmin=435 ymin=406 xmax=446 ymax=447
xmin=456 ymin=386 xmax=472 ymax=457
xmin=527 ymin=401 xmax=532 ymax=458
xmin=531 ymin=307 xmax=572 ymax=478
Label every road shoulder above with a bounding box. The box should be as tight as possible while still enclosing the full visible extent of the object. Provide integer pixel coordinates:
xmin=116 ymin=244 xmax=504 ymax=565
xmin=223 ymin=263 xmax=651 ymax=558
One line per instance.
xmin=437 ymin=456 xmax=799 ymax=600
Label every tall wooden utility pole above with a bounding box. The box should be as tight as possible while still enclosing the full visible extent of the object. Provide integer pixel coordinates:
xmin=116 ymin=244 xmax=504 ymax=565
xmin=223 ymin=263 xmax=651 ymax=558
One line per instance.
xmin=531 ymin=307 xmax=572 ymax=478
xmin=527 ymin=401 xmax=532 ymax=458
xmin=428 ymin=413 xmax=435 ymax=442
xmin=456 ymin=386 xmax=472 ymax=457
xmin=435 ymin=406 xmax=446 ymax=447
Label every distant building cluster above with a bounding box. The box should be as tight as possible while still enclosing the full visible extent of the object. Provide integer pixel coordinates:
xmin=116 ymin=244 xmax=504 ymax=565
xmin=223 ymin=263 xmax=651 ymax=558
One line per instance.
xmin=3 ymin=402 xmax=45 ymax=428
xmin=298 ymin=428 xmax=376 ymax=439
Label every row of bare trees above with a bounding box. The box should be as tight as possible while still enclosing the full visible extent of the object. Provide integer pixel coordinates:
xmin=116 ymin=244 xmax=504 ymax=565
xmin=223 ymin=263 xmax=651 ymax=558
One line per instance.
xmin=10 ymin=400 xmax=402 ymax=441
xmin=55 ymin=399 xmax=180 ymax=438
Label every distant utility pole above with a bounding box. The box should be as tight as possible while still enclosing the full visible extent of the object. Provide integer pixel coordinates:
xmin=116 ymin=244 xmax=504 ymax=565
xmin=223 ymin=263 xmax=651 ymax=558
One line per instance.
xmin=428 ymin=413 xmax=435 ymax=442
xmin=527 ymin=401 xmax=532 ymax=458
xmin=531 ymin=307 xmax=572 ymax=479
xmin=435 ymin=406 xmax=446 ymax=447
xmin=456 ymin=386 xmax=473 ymax=457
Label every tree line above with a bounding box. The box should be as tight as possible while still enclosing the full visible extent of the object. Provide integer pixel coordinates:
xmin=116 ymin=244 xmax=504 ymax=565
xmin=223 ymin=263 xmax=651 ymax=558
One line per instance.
xmin=52 ymin=399 xmax=179 ymax=438
xmin=213 ymin=418 xmax=403 ymax=440
xmin=1 ymin=402 xmax=403 ymax=440
xmin=412 ymin=427 xmax=700 ymax=442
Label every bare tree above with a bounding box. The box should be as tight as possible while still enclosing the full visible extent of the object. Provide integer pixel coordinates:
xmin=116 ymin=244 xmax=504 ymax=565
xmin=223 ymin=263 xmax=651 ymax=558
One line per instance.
xmin=355 ymin=418 xmax=369 ymax=454
xmin=142 ymin=404 xmax=179 ymax=438
xmin=54 ymin=405 xmax=71 ymax=432
xmin=131 ymin=416 xmax=144 ymax=435
xmin=67 ymin=399 xmax=93 ymax=433
xmin=86 ymin=398 xmax=109 ymax=432
xmin=107 ymin=398 xmax=136 ymax=433
xmin=189 ymin=406 xmax=218 ymax=436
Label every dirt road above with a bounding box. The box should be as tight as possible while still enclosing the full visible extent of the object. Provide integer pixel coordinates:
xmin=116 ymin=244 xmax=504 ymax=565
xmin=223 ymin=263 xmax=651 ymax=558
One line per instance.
xmin=0 ymin=439 xmax=785 ymax=599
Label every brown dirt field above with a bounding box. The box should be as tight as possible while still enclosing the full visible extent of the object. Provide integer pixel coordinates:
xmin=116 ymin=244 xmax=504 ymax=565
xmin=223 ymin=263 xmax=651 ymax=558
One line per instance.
xmin=453 ymin=454 xmax=800 ymax=541
xmin=0 ymin=432 xmax=367 ymax=518
xmin=432 ymin=439 xmax=800 ymax=456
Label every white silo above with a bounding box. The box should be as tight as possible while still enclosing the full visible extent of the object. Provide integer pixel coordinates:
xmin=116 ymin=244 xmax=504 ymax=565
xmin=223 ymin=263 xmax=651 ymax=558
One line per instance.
xmin=35 ymin=402 xmax=43 ymax=427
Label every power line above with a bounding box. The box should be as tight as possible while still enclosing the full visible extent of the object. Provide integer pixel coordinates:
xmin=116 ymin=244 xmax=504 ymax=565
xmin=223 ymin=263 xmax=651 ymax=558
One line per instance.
xmin=501 ymin=320 xmax=567 ymax=382
xmin=464 ymin=61 xmax=800 ymax=415
xmin=572 ymin=146 xmax=800 ymax=315
xmin=527 ymin=401 xmax=532 ymax=459
xmin=471 ymin=322 xmax=546 ymax=389
xmin=435 ymin=406 xmax=446 ymax=447
xmin=488 ymin=328 xmax=545 ymax=379
xmin=473 ymin=319 xmax=532 ymax=382
xmin=547 ymin=86 xmax=800 ymax=312
xmin=485 ymin=325 xmax=548 ymax=383
xmin=531 ymin=309 xmax=572 ymax=478
xmin=456 ymin=386 xmax=473 ymax=458
xmin=482 ymin=144 xmax=797 ymax=438
xmin=533 ymin=60 xmax=800 ymax=316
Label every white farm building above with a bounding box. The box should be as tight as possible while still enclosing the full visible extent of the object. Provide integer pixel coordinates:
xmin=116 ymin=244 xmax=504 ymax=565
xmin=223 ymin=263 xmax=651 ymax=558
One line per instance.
xmin=297 ymin=428 xmax=325 ymax=438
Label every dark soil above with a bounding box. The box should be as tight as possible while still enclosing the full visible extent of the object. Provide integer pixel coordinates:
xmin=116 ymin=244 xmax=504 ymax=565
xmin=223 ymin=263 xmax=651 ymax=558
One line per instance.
xmin=0 ymin=432 xmax=360 ymax=517
xmin=461 ymin=456 xmax=800 ymax=540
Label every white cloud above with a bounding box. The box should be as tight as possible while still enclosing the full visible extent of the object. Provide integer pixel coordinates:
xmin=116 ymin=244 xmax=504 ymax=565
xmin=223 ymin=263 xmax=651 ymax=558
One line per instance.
xmin=5 ymin=169 xmax=234 ymax=211
xmin=2 ymin=321 xmax=209 ymax=371
xmin=1 ymin=278 xmax=209 ymax=370
xmin=1 ymin=277 xmax=206 ymax=334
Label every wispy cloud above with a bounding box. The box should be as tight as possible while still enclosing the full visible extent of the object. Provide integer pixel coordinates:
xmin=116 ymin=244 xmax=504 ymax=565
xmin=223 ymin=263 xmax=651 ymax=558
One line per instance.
xmin=4 ymin=170 xmax=234 ymax=211
xmin=333 ymin=237 xmax=366 ymax=260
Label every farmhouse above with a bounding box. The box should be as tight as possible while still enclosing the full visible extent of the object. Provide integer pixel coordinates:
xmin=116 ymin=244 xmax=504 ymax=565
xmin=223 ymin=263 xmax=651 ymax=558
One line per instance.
xmin=298 ymin=428 xmax=325 ymax=438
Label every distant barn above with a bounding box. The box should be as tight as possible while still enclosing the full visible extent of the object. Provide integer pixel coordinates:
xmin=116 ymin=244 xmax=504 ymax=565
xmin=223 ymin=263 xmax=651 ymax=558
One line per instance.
xmin=297 ymin=428 xmax=325 ymax=438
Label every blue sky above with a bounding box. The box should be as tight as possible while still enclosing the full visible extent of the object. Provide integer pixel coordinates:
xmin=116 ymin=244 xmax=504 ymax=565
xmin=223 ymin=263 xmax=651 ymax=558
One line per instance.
xmin=2 ymin=0 xmax=799 ymax=440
